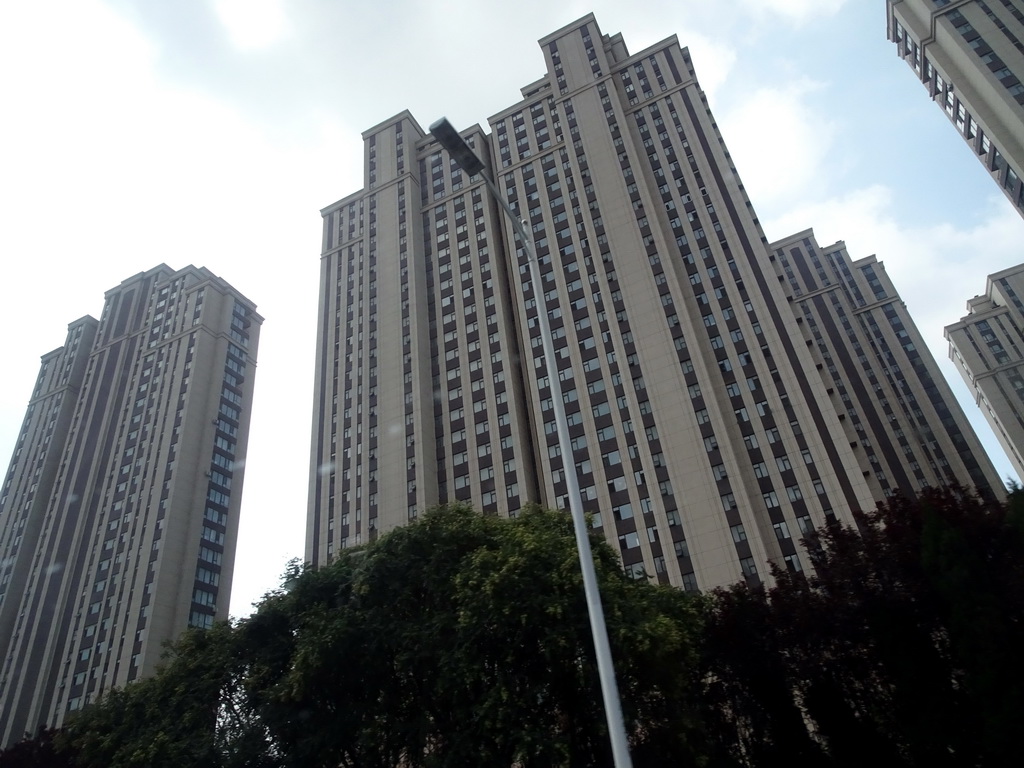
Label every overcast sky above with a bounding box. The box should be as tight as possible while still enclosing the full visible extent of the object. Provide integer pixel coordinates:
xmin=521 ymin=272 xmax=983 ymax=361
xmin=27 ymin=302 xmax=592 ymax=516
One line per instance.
xmin=2 ymin=0 xmax=1022 ymax=617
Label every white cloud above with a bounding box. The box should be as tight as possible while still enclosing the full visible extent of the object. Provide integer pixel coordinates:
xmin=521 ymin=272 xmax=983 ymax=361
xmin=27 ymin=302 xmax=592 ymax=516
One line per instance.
xmin=681 ymin=34 xmax=738 ymax=103
xmin=718 ymin=78 xmax=836 ymax=214
xmin=739 ymin=0 xmax=848 ymax=23
xmin=214 ymin=0 xmax=290 ymax=50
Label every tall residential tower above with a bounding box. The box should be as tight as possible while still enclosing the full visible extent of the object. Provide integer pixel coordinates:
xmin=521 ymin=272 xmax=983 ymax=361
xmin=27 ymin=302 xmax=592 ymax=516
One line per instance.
xmin=308 ymin=15 xmax=999 ymax=594
xmin=769 ymin=230 xmax=998 ymax=497
xmin=886 ymin=0 xmax=1024 ymax=217
xmin=946 ymin=262 xmax=1024 ymax=479
xmin=0 ymin=265 xmax=261 ymax=746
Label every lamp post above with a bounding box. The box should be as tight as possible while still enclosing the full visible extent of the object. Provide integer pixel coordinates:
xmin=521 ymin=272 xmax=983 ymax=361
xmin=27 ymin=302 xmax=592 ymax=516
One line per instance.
xmin=429 ymin=117 xmax=633 ymax=768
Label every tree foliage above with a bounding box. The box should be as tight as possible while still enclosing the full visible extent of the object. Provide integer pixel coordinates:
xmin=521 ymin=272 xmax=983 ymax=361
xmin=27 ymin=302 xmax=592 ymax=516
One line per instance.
xmin=0 ymin=728 xmax=72 ymax=768
xmin=4 ymin=488 xmax=1023 ymax=767
xmin=3 ymin=504 xmax=704 ymax=767
xmin=240 ymin=503 xmax=708 ymax=767
xmin=701 ymin=484 xmax=1024 ymax=767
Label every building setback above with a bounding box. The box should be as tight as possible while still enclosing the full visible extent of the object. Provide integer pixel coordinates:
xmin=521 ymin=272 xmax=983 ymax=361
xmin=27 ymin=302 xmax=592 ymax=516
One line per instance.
xmin=946 ymin=263 xmax=1024 ymax=479
xmin=308 ymin=14 xmax=999 ymax=593
xmin=0 ymin=265 xmax=262 ymax=746
xmin=769 ymin=230 xmax=1000 ymax=498
xmin=886 ymin=0 xmax=1024 ymax=218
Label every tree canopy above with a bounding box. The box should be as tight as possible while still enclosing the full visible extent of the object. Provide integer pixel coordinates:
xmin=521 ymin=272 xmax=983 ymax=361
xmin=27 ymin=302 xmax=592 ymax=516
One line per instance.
xmin=4 ymin=487 xmax=1024 ymax=767
xmin=8 ymin=504 xmax=705 ymax=768
xmin=701 ymin=485 xmax=1024 ymax=767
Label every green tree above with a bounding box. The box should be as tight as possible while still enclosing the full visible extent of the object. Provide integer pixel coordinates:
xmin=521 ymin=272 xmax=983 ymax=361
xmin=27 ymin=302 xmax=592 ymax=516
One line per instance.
xmin=244 ymin=504 xmax=707 ymax=767
xmin=28 ymin=487 xmax=1022 ymax=767
xmin=700 ymin=485 xmax=1024 ymax=767
xmin=0 ymin=728 xmax=74 ymax=768
xmin=56 ymin=620 xmax=271 ymax=768
xmin=41 ymin=503 xmax=707 ymax=767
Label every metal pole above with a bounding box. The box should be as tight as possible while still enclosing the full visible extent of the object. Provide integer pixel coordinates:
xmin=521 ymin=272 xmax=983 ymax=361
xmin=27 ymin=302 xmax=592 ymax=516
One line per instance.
xmin=479 ymin=171 xmax=634 ymax=768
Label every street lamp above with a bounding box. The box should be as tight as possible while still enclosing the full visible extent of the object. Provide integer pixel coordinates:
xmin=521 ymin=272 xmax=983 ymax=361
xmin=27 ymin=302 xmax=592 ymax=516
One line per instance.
xmin=429 ymin=117 xmax=633 ymax=768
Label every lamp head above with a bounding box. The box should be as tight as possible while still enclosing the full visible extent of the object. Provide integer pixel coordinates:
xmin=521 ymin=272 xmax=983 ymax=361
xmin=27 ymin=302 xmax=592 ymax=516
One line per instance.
xmin=429 ymin=117 xmax=485 ymax=177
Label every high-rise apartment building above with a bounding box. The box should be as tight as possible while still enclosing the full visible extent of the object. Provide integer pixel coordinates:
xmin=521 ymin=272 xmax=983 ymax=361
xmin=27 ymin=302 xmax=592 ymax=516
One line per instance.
xmin=770 ymin=230 xmax=1000 ymax=497
xmin=886 ymin=0 xmax=1024 ymax=217
xmin=945 ymin=262 xmax=1024 ymax=478
xmin=0 ymin=265 xmax=261 ymax=746
xmin=308 ymin=15 xmax=998 ymax=594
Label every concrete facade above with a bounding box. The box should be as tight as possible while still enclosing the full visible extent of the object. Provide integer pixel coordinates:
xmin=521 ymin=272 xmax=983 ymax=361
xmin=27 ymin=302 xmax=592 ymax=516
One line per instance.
xmin=887 ymin=0 xmax=1024 ymax=218
xmin=308 ymin=15 xmax=999 ymax=595
xmin=946 ymin=263 xmax=1024 ymax=479
xmin=770 ymin=230 xmax=1001 ymax=497
xmin=0 ymin=265 xmax=262 ymax=746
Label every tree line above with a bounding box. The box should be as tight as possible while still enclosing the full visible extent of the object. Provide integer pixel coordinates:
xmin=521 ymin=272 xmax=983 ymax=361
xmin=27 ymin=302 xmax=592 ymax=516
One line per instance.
xmin=2 ymin=485 xmax=1023 ymax=767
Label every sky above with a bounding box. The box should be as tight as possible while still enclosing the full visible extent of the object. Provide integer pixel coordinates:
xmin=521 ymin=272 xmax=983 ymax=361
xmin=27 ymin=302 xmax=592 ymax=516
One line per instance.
xmin=1 ymin=0 xmax=1022 ymax=617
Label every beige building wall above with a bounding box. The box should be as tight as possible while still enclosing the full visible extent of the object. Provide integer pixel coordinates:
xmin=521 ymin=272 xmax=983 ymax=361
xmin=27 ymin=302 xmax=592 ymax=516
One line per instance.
xmin=946 ymin=263 xmax=1024 ymax=479
xmin=483 ymin=17 xmax=878 ymax=589
xmin=887 ymin=0 xmax=1024 ymax=217
xmin=0 ymin=265 xmax=262 ymax=746
xmin=770 ymin=229 xmax=1001 ymax=498
xmin=308 ymin=114 xmax=541 ymax=564
xmin=309 ymin=15 xmax=895 ymax=592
